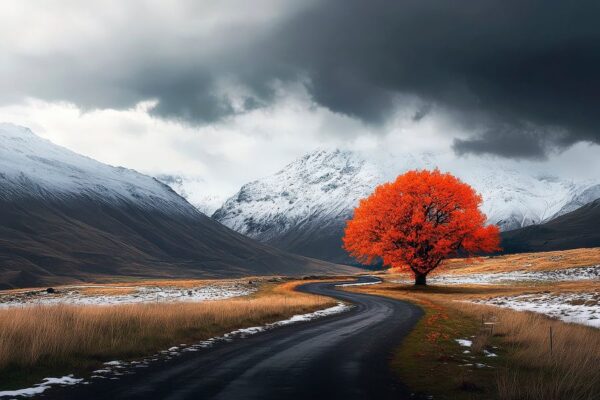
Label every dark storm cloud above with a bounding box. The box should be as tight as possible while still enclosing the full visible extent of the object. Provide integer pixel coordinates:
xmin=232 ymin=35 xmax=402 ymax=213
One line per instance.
xmin=272 ymin=0 xmax=600 ymax=157
xmin=3 ymin=0 xmax=600 ymax=157
xmin=452 ymin=123 xmax=566 ymax=159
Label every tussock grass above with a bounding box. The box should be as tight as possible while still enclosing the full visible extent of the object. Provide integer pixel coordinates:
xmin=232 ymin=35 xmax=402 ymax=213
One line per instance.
xmin=350 ymin=282 xmax=600 ymax=400
xmin=476 ymin=306 xmax=599 ymax=400
xmin=0 ymin=281 xmax=334 ymax=388
xmin=452 ymin=302 xmax=600 ymax=399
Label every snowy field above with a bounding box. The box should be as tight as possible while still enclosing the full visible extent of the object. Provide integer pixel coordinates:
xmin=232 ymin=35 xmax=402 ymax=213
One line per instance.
xmin=391 ymin=265 xmax=599 ymax=285
xmin=469 ymin=291 xmax=600 ymax=328
xmin=0 ymin=282 xmax=255 ymax=308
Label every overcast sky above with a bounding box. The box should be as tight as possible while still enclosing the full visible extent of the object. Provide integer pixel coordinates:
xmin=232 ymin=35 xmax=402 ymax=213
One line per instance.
xmin=1 ymin=1 xmax=599 ymax=197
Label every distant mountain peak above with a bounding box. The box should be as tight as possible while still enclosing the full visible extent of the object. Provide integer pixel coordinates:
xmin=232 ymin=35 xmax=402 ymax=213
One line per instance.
xmin=212 ymin=148 xmax=600 ymax=264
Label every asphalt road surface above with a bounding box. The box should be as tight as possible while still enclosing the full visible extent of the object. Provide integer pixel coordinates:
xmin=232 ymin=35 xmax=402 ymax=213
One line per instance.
xmin=42 ymin=276 xmax=424 ymax=400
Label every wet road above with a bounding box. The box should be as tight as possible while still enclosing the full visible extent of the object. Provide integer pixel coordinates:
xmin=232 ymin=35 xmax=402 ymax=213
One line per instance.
xmin=43 ymin=276 xmax=424 ymax=400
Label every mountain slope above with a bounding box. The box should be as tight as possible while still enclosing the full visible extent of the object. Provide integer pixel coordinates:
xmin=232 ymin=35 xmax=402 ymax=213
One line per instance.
xmin=501 ymin=198 xmax=600 ymax=253
xmin=0 ymin=124 xmax=358 ymax=289
xmin=212 ymin=150 xmax=379 ymax=263
xmin=213 ymin=149 xmax=600 ymax=263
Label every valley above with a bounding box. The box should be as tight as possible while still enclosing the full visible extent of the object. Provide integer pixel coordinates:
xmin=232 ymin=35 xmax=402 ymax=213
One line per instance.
xmin=0 ymin=124 xmax=358 ymax=289
xmin=205 ymin=149 xmax=600 ymax=263
xmin=2 ymin=3 xmax=599 ymax=399
xmin=0 ymin=248 xmax=598 ymax=399
xmin=0 ymin=125 xmax=598 ymax=399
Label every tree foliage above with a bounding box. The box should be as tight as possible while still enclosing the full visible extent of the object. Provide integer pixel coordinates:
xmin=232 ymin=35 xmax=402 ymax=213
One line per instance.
xmin=343 ymin=169 xmax=500 ymax=284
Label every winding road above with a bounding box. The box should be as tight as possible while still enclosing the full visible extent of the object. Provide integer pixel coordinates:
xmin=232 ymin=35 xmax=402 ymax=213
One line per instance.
xmin=42 ymin=276 xmax=424 ymax=400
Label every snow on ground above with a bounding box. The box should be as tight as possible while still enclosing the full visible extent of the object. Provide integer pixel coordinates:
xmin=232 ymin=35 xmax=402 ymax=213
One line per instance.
xmin=454 ymin=338 xmax=497 ymax=368
xmin=0 ymin=282 xmax=255 ymax=308
xmin=335 ymin=278 xmax=381 ymax=287
xmin=391 ymin=265 xmax=600 ymax=285
xmin=484 ymin=350 xmax=498 ymax=357
xmin=212 ymin=302 xmax=352 ymax=340
xmin=0 ymin=302 xmax=352 ymax=398
xmin=0 ymin=375 xmax=83 ymax=398
xmin=470 ymin=291 xmax=600 ymax=328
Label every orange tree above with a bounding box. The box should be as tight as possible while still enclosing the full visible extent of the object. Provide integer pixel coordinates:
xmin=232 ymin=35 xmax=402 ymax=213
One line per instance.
xmin=343 ymin=169 xmax=500 ymax=285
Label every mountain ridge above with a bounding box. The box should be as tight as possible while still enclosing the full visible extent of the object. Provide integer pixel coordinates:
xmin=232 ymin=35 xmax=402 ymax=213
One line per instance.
xmin=0 ymin=124 xmax=358 ymax=288
xmin=212 ymin=148 xmax=600 ymax=263
xmin=502 ymin=198 xmax=600 ymax=253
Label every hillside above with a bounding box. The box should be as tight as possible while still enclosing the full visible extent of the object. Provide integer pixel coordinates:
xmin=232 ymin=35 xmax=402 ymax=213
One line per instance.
xmin=0 ymin=124 xmax=358 ymax=288
xmin=502 ymin=198 xmax=600 ymax=253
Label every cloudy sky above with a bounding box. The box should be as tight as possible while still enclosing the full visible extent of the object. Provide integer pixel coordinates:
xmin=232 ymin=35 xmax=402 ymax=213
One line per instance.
xmin=1 ymin=0 xmax=599 ymax=199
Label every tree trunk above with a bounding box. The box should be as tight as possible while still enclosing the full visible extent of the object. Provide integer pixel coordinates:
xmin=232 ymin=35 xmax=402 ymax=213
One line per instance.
xmin=414 ymin=273 xmax=427 ymax=286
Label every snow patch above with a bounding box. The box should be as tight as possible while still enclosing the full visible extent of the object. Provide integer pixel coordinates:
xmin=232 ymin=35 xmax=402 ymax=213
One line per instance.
xmin=0 ymin=282 xmax=255 ymax=308
xmin=204 ymin=302 xmax=352 ymax=342
xmin=103 ymin=361 xmax=122 ymax=366
xmin=335 ymin=278 xmax=381 ymax=287
xmin=469 ymin=292 xmax=600 ymax=328
xmin=0 ymin=375 xmax=83 ymax=398
xmin=455 ymin=338 xmax=473 ymax=347
xmin=392 ymin=265 xmax=600 ymax=285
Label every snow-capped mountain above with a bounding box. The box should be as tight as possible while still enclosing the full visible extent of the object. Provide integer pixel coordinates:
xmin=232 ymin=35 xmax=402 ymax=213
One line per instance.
xmin=503 ymin=198 xmax=600 ymax=253
xmin=0 ymin=124 xmax=357 ymax=288
xmin=0 ymin=123 xmax=195 ymax=216
xmin=553 ymin=184 xmax=600 ymax=218
xmin=155 ymin=174 xmax=227 ymax=216
xmin=214 ymin=150 xmax=381 ymax=238
xmin=213 ymin=148 xmax=600 ymax=263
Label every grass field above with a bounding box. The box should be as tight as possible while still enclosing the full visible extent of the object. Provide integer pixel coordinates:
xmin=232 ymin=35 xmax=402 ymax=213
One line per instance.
xmin=434 ymin=247 xmax=600 ymax=274
xmin=349 ymin=283 xmax=599 ymax=400
xmin=1 ymin=248 xmax=598 ymax=398
xmin=0 ymin=280 xmax=336 ymax=390
xmin=348 ymin=248 xmax=600 ymax=400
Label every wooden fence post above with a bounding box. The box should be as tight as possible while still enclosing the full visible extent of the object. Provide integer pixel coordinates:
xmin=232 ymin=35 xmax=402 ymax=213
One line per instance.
xmin=549 ymin=326 xmax=553 ymax=356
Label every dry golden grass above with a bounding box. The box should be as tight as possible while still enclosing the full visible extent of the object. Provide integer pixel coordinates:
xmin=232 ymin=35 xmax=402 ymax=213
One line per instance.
xmin=358 ymin=248 xmax=600 ymax=396
xmin=349 ymin=281 xmax=600 ymax=400
xmin=379 ymin=279 xmax=599 ymax=303
xmin=424 ymin=247 xmax=600 ymax=275
xmin=456 ymin=302 xmax=600 ymax=400
xmin=0 ymin=280 xmax=335 ymax=387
